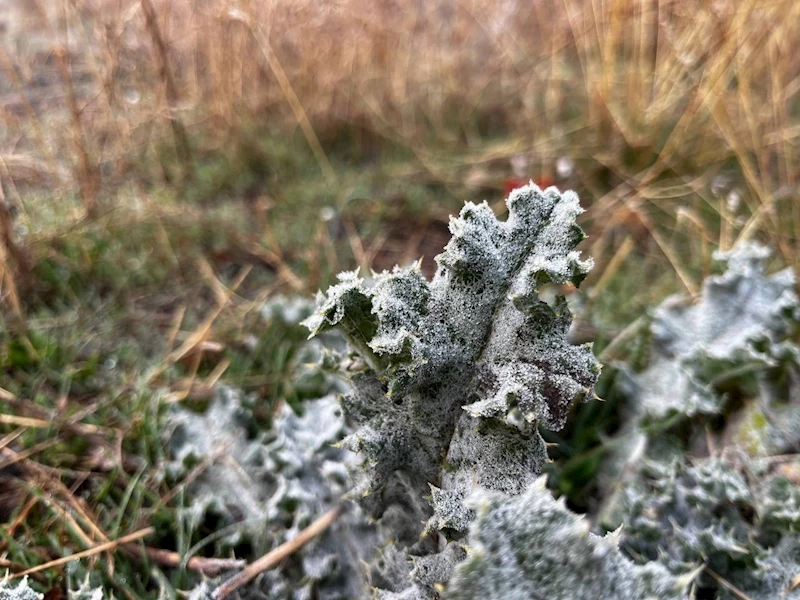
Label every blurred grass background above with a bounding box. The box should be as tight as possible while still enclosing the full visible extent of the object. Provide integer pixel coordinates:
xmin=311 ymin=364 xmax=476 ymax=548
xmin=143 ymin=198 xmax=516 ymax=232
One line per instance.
xmin=1 ymin=0 xmax=799 ymax=595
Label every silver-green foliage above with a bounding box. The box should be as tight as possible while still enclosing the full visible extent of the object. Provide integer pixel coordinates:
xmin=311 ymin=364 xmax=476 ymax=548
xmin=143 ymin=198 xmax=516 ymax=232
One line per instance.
xmin=166 ymin=298 xmax=374 ymax=599
xmin=305 ymin=184 xmax=601 ymax=596
xmin=593 ymin=242 xmax=800 ymax=600
xmin=616 ymin=456 xmax=800 ymax=600
xmin=0 ymin=577 xmax=105 ymax=600
xmin=447 ymin=480 xmax=683 ymax=600
xmin=167 ymin=388 xmax=377 ymax=599
xmin=67 ymin=582 xmax=105 ymax=600
xmin=631 ymin=242 xmax=799 ymax=420
xmin=601 ymin=242 xmax=800 ymax=513
xmin=0 ymin=578 xmax=41 ymax=600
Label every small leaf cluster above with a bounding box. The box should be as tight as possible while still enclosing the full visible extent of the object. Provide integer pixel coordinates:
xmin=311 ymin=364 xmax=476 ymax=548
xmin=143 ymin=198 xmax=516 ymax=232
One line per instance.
xmin=629 ymin=242 xmax=800 ymax=423
xmin=615 ymin=456 xmax=800 ymax=599
xmin=166 ymin=388 xmax=376 ymax=599
xmin=0 ymin=578 xmax=42 ymax=600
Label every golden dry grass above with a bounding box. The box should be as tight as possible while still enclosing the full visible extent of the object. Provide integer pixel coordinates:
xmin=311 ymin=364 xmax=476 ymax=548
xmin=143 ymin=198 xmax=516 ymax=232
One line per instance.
xmin=1 ymin=0 xmax=799 ymax=275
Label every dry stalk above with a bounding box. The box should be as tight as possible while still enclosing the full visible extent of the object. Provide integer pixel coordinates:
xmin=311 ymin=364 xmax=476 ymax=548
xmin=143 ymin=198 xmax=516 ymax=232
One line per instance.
xmin=124 ymin=545 xmax=245 ymax=576
xmin=0 ymin=216 xmax=26 ymax=318
xmin=44 ymin=0 xmax=100 ymax=217
xmin=141 ymin=0 xmax=193 ymax=180
xmin=0 ymin=168 xmax=31 ymax=306
xmin=213 ymin=505 xmax=344 ymax=600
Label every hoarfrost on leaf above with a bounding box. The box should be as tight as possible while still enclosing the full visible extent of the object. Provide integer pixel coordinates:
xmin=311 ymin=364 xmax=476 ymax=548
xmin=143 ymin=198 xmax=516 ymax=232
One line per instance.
xmin=67 ymin=581 xmax=105 ymax=600
xmin=628 ymin=241 xmax=800 ymax=420
xmin=446 ymin=480 xmax=683 ymax=600
xmin=614 ymin=456 xmax=800 ymax=599
xmin=651 ymin=242 xmax=797 ymax=365
xmin=166 ymin=384 xmax=377 ymax=598
xmin=304 ymin=184 xmax=600 ymax=597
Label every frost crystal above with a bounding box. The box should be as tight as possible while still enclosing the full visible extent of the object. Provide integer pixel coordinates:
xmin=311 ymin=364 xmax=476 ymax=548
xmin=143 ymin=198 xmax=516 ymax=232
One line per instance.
xmin=67 ymin=581 xmax=105 ymax=600
xmin=447 ymin=480 xmax=683 ymax=600
xmin=305 ymin=184 xmax=600 ymax=596
xmin=0 ymin=577 xmax=107 ymax=600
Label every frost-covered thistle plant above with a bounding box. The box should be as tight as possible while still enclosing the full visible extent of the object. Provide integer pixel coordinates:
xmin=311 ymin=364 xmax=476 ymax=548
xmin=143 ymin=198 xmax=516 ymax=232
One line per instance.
xmin=305 ymin=184 xmax=602 ymax=597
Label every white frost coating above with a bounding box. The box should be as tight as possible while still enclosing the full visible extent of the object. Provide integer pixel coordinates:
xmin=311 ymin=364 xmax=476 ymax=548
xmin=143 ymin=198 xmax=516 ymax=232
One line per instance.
xmin=68 ymin=581 xmax=105 ymax=600
xmin=616 ymin=457 xmax=800 ymax=600
xmin=167 ymin=387 xmax=378 ymax=598
xmin=652 ymin=242 xmax=798 ymax=371
xmin=633 ymin=357 xmax=717 ymax=418
xmin=446 ymin=480 xmax=683 ymax=600
xmin=632 ymin=241 xmax=800 ymax=418
xmin=0 ymin=577 xmax=104 ymax=600
xmin=0 ymin=578 xmax=43 ymax=600
xmin=305 ymin=184 xmax=600 ymax=598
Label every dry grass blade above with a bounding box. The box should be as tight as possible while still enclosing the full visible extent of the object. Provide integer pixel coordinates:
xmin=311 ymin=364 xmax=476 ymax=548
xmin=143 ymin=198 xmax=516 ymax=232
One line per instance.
xmin=705 ymin=567 xmax=754 ymax=600
xmin=4 ymin=496 xmax=40 ymax=539
xmin=212 ymin=505 xmax=344 ymax=600
xmin=9 ymin=527 xmax=154 ymax=579
xmin=140 ymin=0 xmax=192 ymax=175
xmin=598 ymin=314 xmax=648 ymax=363
xmin=0 ymin=429 xmax=26 ymax=452
xmin=0 ymin=557 xmax=47 ymax=582
xmin=0 ymin=168 xmax=30 ymax=309
xmin=587 ymin=235 xmax=634 ymax=302
xmin=0 ymin=414 xmax=52 ymax=429
xmin=23 ymin=456 xmax=111 ymax=544
xmin=31 ymin=0 xmax=99 ymax=217
xmin=0 ymin=439 xmax=61 ymax=471
xmin=240 ymin=15 xmax=337 ymax=187
xmin=341 ymin=213 xmax=369 ymax=274
xmin=165 ymin=265 xmax=252 ymax=365
xmin=635 ymin=207 xmax=698 ymax=296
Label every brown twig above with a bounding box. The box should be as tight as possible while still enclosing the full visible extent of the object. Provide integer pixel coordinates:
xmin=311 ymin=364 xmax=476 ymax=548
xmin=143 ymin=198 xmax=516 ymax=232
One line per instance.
xmin=124 ymin=545 xmax=245 ymax=577
xmin=213 ymin=505 xmax=344 ymax=600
